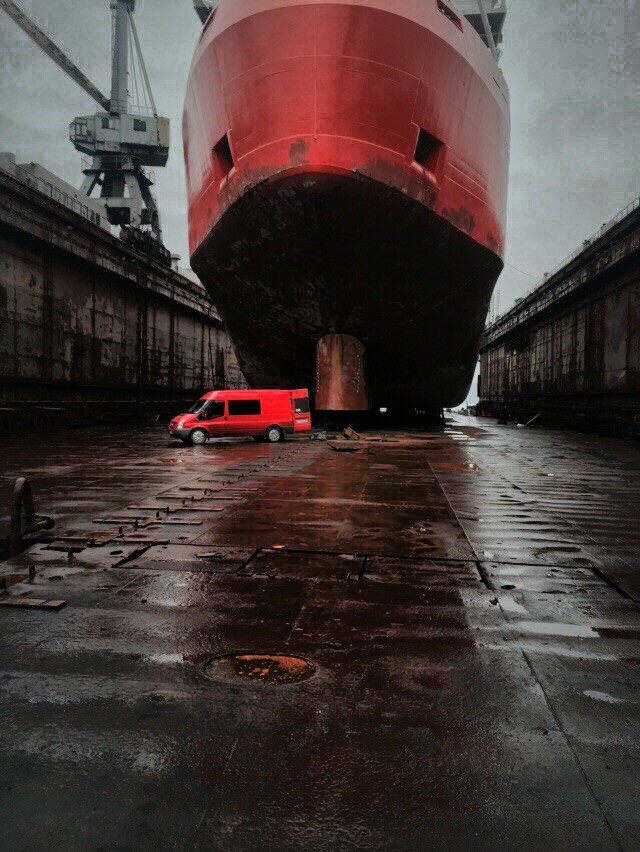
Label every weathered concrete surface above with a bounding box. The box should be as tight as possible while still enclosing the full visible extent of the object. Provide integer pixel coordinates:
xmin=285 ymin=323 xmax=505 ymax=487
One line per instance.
xmin=0 ymin=416 xmax=639 ymax=849
xmin=479 ymin=200 xmax=640 ymax=432
xmin=0 ymin=168 xmax=244 ymax=424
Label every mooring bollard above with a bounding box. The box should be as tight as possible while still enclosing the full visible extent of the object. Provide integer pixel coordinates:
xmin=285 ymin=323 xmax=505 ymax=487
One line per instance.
xmin=9 ymin=477 xmax=55 ymax=557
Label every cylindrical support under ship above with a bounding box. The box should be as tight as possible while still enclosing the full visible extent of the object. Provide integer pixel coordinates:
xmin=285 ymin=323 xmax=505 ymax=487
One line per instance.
xmin=315 ymin=333 xmax=368 ymax=411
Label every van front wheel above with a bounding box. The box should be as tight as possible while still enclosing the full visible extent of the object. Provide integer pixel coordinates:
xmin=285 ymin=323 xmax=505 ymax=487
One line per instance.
xmin=265 ymin=426 xmax=284 ymax=444
xmin=189 ymin=428 xmax=209 ymax=446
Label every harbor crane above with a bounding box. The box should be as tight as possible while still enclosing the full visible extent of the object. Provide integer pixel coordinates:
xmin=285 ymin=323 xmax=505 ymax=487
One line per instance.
xmin=0 ymin=0 xmax=169 ymax=242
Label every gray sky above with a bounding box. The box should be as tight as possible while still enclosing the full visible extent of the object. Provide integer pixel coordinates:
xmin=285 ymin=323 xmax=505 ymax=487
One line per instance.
xmin=1 ymin=0 xmax=638 ymax=315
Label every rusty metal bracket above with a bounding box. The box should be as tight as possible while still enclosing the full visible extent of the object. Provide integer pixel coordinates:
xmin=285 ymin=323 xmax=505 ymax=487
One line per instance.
xmin=9 ymin=477 xmax=55 ymax=557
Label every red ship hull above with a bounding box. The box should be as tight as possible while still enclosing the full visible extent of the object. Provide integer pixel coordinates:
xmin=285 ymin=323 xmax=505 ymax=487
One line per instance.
xmin=183 ymin=0 xmax=510 ymax=409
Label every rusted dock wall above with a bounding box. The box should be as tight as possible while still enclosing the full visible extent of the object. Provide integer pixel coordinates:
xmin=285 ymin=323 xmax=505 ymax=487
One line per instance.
xmin=479 ymin=202 xmax=640 ymax=433
xmin=0 ymin=168 xmax=244 ymax=426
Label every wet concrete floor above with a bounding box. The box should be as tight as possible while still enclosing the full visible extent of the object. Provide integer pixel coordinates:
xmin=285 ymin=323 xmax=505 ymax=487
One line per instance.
xmin=0 ymin=416 xmax=639 ymax=850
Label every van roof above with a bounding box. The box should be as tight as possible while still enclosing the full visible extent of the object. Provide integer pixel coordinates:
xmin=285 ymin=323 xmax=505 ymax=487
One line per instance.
xmin=200 ymin=388 xmax=308 ymax=400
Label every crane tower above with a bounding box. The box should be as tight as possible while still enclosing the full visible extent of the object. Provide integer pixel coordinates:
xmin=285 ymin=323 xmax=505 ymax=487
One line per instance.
xmin=1 ymin=0 xmax=169 ymax=242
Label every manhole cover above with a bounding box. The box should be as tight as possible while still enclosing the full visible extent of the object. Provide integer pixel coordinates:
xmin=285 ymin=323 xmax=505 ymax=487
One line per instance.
xmin=203 ymin=653 xmax=315 ymax=685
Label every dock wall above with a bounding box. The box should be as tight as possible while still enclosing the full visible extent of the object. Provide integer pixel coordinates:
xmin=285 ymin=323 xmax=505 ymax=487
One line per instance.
xmin=479 ymin=201 xmax=640 ymax=434
xmin=0 ymin=168 xmax=245 ymax=427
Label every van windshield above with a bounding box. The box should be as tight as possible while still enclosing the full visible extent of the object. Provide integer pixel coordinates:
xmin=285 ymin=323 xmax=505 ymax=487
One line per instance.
xmin=188 ymin=400 xmax=225 ymax=419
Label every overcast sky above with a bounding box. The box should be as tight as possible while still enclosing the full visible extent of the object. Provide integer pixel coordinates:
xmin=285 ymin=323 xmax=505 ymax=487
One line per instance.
xmin=1 ymin=0 xmax=637 ymax=317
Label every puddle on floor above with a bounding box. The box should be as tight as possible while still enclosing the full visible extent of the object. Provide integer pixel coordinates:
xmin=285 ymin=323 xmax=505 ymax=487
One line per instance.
xmin=498 ymin=595 xmax=528 ymax=615
xmin=517 ymin=621 xmax=599 ymax=638
xmin=583 ymin=690 xmax=624 ymax=704
xmin=148 ymin=652 xmax=184 ymax=664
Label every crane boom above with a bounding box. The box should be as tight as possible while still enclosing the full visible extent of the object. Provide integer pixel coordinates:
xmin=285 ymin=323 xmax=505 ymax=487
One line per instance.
xmin=0 ymin=0 xmax=110 ymax=111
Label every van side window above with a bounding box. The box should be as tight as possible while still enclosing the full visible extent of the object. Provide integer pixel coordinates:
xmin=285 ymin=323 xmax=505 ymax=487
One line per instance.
xmin=294 ymin=397 xmax=310 ymax=413
xmin=228 ymin=399 xmax=261 ymax=415
xmin=201 ymin=400 xmax=225 ymax=419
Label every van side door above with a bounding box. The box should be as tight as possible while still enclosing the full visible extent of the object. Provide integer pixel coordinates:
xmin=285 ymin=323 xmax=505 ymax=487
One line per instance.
xmin=227 ymin=398 xmax=262 ymax=436
xmin=292 ymin=390 xmax=311 ymax=431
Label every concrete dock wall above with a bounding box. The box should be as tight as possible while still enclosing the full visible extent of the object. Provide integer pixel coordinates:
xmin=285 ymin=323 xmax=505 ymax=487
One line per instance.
xmin=479 ymin=201 xmax=640 ymax=433
xmin=0 ymin=168 xmax=244 ymax=426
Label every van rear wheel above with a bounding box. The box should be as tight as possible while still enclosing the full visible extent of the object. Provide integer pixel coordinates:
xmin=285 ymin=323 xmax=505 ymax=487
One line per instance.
xmin=265 ymin=425 xmax=284 ymax=443
xmin=189 ymin=428 xmax=208 ymax=446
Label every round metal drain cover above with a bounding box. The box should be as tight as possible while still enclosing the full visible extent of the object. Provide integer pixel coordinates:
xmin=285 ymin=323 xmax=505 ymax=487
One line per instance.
xmin=204 ymin=653 xmax=315 ymax=685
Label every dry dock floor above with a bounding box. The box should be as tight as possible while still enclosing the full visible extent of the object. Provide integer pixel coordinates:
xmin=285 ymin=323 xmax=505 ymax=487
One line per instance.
xmin=0 ymin=415 xmax=639 ymax=850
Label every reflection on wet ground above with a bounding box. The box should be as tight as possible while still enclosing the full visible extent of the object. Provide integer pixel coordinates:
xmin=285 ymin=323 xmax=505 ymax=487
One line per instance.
xmin=0 ymin=416 xmax=639 ymax=849
xmin=204 ymin=653 xmax=316 ymax=685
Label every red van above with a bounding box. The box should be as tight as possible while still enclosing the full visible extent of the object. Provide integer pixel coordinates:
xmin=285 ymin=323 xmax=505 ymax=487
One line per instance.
xmin=169 ymin=389 xmax=311 ymax=445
